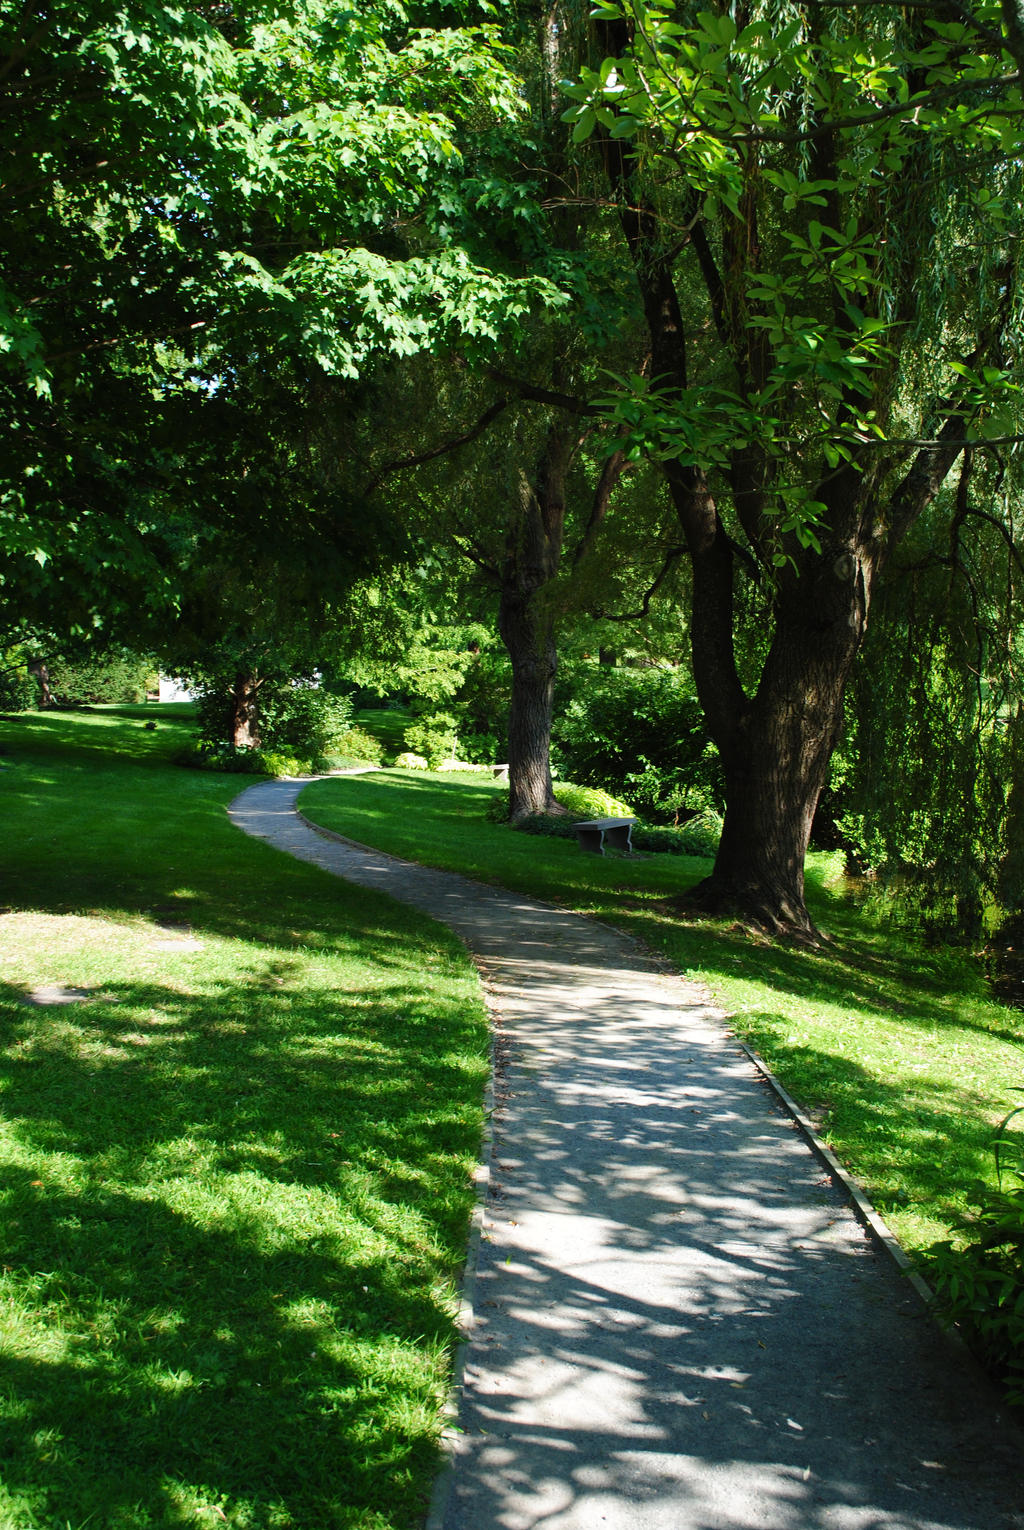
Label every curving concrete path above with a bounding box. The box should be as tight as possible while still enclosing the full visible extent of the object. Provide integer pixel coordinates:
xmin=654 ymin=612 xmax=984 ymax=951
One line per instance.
xmin=230 ymin=778 xmax=1024 ymax=1530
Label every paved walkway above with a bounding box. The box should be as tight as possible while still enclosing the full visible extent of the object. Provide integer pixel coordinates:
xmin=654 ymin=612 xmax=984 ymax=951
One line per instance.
xmin=230 ymin=778 xmax=1024 ymax=1530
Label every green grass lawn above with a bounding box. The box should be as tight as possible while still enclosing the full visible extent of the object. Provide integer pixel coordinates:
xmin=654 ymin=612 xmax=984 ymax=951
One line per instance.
xmin=300 ymin=768 xmax=1024 ymax=1258
xmin=352 ymin=710 xmax=413 ymax=765
xmin=0 ymin=712 xmax=489 ymax=1530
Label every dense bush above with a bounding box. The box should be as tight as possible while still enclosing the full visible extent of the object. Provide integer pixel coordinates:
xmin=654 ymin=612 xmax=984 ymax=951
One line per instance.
xmin=194 ymin=678 xmax=354 ymax=760
xmin=0 ymin=651 xmax=36 ymax=712
xmin=394 ymin=751 xmax=430 ymax=770
xmin=552 ymin=667 xmax=721 ymax=822
xmin=459 ymin=729 xmax=502 ymax=765
xmin=403 ymin=711 xmax=461 ymax=767
xmin=928 ymin=1187 xmax=1024 ymax=1404
xmin=255 ymin=685 xmax=354 ymax=758
xmin=329 ymin=726 xmax=385 ymax=766
xmin=47 ymin=650 xmax=156 ymax=705
xmin=486 ymin=781 xmax=633 ymax=824
xmin=631 ymin=811 xmax=723 ymax=858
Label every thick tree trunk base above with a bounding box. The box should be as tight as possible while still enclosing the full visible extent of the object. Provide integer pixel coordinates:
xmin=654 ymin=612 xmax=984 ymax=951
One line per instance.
xmin=508 ymin=797 xmax=569 ymax=824
xmin=675 ymin=872 xmax=825 ymax=945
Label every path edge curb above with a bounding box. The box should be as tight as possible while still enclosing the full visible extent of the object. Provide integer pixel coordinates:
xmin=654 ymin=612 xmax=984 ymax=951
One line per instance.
xmin=734 ymin=1037 xmax=936 ymax=1307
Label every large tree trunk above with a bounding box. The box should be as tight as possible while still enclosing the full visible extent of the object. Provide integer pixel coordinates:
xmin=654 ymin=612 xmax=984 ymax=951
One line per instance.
xmin=690 ymin=597 xmax=864 ymax=938
xmin=499 ymin=586 xmax=561 ymax=819
xmin=497 ymin=426 xmax=574 ymax=820
xmin=230 ymin=671 xmax=260 ymax=749
xmin=595 ymin=70 xmax=965 ymax=936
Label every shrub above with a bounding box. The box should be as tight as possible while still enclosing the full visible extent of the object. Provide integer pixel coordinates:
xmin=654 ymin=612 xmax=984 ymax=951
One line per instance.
xmin=403 ymin=711 xmax=461 ymax=768
xmin=928 ymin=1189 xmax=1024 ymax=1405
xmin=926 ymin=1100 xmax=1024 ymax=1404
xmin=459 ymin=730 xmax=502 ymax=766
xmin=551 ymin=782 xmax=633 ymax=819
xmin=552 ymin=667 xmax=721 ymax=822
xmin=395 ymin=752 xmax=430 ymax=770
xmin=329 ymin=726 xmax=385 ymax=766
xmin=48 ymin=649 xmax=157 ymax=705
xmin=192 ymin=676 xmax=354 ymax=761
xmin=173 ymin=742 xmax=311 ymax=777
xmin=173 ymin=742 xmax=264 ymax=774
xmin=631 ymin=811 xmax=723 ymax=858
xmin=251 ymin=749 xmax=307 ymax=778
xmin=0 ymin=651 xmax=36 ymax=712
xmin=256 ymin=685 xmax=354 ymax=758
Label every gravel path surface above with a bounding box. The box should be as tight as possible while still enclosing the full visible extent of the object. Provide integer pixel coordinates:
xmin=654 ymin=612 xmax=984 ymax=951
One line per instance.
xmin=230 ymin=777 xmax=1023 ymax=1530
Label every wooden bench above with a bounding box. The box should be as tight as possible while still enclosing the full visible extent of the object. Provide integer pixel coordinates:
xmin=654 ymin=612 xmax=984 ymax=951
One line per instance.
xmin=573 ymin=817 xmax=636 ymax=855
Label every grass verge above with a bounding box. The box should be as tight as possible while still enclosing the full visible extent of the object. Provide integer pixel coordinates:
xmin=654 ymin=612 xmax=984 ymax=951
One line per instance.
xmin=0 ymin=712 xmax=489 ymax=1530
xmin=299 ymin=768 xmax=1024 ymax=1259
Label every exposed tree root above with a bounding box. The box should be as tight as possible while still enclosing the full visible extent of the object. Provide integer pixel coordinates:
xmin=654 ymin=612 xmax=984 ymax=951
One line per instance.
xmin=675 ymin=874 xmax=827 ymax=948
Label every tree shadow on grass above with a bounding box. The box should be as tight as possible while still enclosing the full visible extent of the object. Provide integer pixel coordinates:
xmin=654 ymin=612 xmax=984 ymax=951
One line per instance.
xmin=640 ymin=902 xmax=1024 ymax=1047
xmin=0 ymin=968 xmax=484 ymax=1529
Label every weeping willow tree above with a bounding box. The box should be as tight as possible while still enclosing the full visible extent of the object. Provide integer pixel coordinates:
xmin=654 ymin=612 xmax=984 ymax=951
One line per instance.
xmin=558 ymin=0 xmax=1024 ymax=937
xmin=837 ymin=448 xmax=1024 ymax=938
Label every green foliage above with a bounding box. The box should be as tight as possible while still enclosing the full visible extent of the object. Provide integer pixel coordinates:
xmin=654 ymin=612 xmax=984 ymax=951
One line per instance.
xmin=563 ymin=0 xmax=1024 ymax=535
xmin=553 ymin=667 xmax=721 ymax=821
xmin=836 ymin=476 xmax=1024 ymax=937
xmin=631 ymin=812 xmax=723 ymax=859
xmin=551 ymin=781 xmax=634 ymax=819
xmin=0 ymin=649 xmax=36 ymax=712
xmin=928 ymin=1099 xmax=1024 ymax=1404
xmin=1 ymin=1 xmax=567 ymax=647
xmin=328 ymin=725 xmax=386 ymax=766
xmin=47 ymin=651 xmax=156 ymax=706
xmin=257 ymin=685 xmax=355 ymax=759
xmin=173 ymin=742 xmax=268 ymax=776
xmin=395 ymin=751 xmax=431 ymax=770
xmin=460 ymin=730 xmax=503 ymax=765
xmin=403 ymin=711 xmax=462 ymax=767
xmin=486 ymin=780 xmax=633 ymax=824
xmin=194 ymin=678 xmax=354 ymax=763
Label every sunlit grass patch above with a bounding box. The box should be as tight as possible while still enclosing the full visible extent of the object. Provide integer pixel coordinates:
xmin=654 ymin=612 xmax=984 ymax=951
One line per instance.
xmin=0 ymin=713 xmax=488 ymax=1530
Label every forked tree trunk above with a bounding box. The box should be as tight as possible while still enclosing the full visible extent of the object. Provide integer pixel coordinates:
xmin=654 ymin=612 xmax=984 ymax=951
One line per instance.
xmin=230 ymin=672 xmax=260 ymax=749
xmin=595 ymin=68 xmax=966 ymax=937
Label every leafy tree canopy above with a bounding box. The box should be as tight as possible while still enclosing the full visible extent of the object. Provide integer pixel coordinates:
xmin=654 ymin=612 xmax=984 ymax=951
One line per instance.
xmin=0 ymin=0 xmax=565 ymax=643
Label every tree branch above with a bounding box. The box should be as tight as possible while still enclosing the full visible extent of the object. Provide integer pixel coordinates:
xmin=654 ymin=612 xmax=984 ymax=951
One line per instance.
xmin=487 ymin=369 xmax=600 ymax=416
xmin=571 ymin=448 xmax=629 ymax=569
xmin=367 ymin=396 xmax=514 ymax=494
xmin=591 ymin=545 xmax=685 ymax=621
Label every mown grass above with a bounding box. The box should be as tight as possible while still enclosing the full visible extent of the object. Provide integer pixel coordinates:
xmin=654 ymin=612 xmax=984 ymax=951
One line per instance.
xmin=300 ymin=768 xmax=1024 ymax=1259
xmin=352 ymin=710 xmax=413 ymax=766
xmin=0 ymin=712 xmax=489 ymax=1530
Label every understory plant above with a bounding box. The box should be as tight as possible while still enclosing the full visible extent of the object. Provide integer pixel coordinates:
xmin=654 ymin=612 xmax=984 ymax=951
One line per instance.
xmin=927 ymin=1095 xmax=1024 ymax=1403
xmin=551 ymin=667 xmax=721 ymax=822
